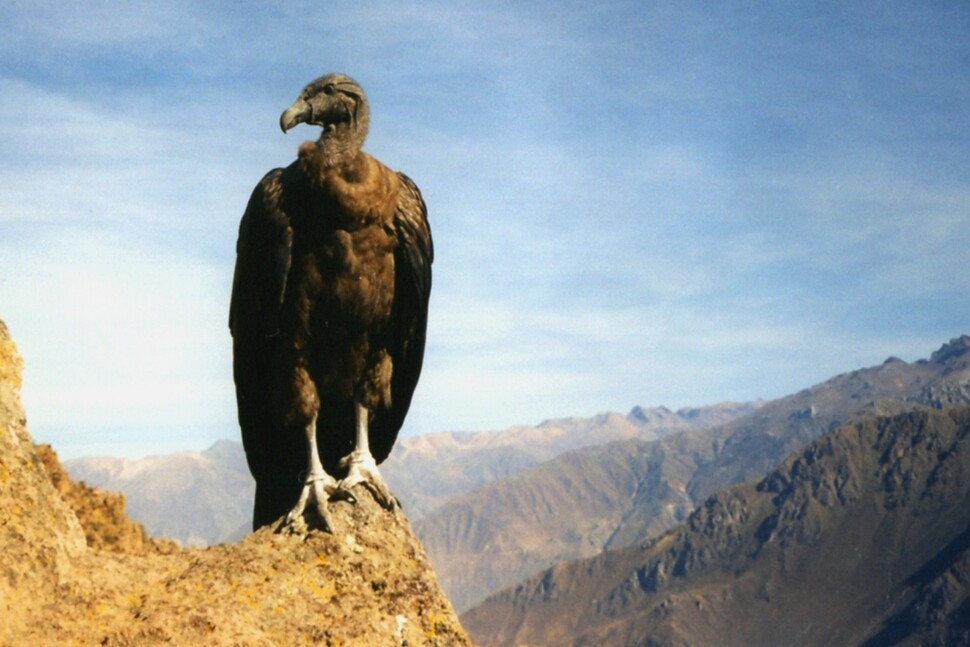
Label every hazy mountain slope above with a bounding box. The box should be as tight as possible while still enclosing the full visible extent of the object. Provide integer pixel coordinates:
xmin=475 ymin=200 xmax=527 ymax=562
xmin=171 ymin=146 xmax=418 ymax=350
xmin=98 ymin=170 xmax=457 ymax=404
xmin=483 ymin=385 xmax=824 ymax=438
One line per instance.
xmin=64 ymin=401 xmax=758 ymax=545
xmin=383 ymin=402 xmax=760 ymax=517
xmin=416 ymin=436 xmax=701 ymax=612
xmin=419 ymin=336 xmax=970 ymax=611
xmin=463 ymin=407 xmax=970 ymax=647
xmin=66 ymin=439 xmax=254 ymax=545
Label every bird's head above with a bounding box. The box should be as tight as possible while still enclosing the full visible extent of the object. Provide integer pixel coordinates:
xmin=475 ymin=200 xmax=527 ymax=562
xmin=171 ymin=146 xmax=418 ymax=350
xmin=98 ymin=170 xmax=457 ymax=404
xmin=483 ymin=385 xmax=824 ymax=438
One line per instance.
xmin=280 ymin=73 xmax=370 ymax=161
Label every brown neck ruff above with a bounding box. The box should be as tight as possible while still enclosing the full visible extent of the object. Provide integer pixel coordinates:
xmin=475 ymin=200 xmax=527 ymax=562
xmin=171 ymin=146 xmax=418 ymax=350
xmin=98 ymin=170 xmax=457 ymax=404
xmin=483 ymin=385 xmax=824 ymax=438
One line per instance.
xmin=297 ymin=141 xmax=400 ymax=226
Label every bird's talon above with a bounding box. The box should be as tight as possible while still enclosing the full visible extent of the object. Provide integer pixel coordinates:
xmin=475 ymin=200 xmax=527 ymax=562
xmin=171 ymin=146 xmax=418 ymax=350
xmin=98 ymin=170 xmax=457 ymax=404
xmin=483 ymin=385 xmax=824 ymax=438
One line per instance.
xmin=331 ymin=487 xmax=357 ymax=504
xmin=282 ymin=472 xmax=337 ymax=532
xmin=361 ymin=481 xmax=397 ymax=510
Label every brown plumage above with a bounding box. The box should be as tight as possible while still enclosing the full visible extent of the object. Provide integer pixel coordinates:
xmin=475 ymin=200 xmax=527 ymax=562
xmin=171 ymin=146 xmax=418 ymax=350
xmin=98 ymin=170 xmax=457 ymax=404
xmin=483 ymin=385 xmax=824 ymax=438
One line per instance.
xmin=229 ymin=74 xmax=433 ymax=531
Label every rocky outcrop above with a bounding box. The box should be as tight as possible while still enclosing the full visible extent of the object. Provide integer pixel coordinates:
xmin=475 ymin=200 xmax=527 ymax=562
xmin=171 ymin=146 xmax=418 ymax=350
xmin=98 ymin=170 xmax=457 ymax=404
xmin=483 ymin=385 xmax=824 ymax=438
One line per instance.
xmin=0 ymin=321 xmax=87 ymax=640
xmin=35 ymin=443 xmax=178 ymax=555
xmin=0 ymin=320 xmax=470 ymax=646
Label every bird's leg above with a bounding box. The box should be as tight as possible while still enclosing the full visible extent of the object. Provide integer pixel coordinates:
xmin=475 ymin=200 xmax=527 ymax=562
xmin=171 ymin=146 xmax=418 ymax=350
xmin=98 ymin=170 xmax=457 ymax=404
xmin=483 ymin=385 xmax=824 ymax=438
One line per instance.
xmin=337 ymin=403 xmax=397 ymax=509
xmin=284 ymin=412 xmax=339 ymax=531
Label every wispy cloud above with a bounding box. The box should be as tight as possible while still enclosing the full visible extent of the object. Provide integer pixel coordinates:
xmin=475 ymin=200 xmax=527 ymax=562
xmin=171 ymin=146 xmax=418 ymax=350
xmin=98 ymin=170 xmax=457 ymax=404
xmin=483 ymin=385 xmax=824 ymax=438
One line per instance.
xmin=1 ymin=2 xmax=968 ymax=457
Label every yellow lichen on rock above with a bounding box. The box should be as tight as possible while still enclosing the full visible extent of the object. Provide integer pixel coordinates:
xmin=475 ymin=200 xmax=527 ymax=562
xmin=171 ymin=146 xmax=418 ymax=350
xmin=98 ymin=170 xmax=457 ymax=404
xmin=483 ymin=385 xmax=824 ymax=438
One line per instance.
xmin=1 ymin=319 xmax=88 ymax=644
xmin=0 ymin=320 xmax=23 ymax=390
xmin=0 ymin=317 xmax=471 ymax=646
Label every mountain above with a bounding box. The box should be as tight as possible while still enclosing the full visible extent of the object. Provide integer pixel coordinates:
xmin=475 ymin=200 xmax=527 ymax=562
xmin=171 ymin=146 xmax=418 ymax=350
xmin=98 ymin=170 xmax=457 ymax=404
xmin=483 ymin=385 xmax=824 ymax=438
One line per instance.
xmin=383 ymin=401 xmax=761 ymax=517
xmin=417 ymin=336 xmax=970 ymax=611
xmin=0 ymin=319 xmax=470 ymax=646
xmin=35 ymin=443 xmax=178 ymax=554
xmin=64 ymin=401 xmax=759 ymax=545
xmin=62 ymin=336 xmax=970 ymax=613
xmin=66 ymin=439 xmax=255 ymax=546
xmin=462 ymin=406 xmax=970 ymax=647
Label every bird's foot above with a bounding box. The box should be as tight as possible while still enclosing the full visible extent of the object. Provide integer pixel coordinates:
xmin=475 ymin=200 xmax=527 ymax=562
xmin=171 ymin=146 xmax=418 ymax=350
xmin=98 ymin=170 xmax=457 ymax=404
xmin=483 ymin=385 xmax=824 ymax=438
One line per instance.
xmin=284 ymin=470 xmax=340 ymax=532
xmin=337 ymin=451 xmax=397 ymax=510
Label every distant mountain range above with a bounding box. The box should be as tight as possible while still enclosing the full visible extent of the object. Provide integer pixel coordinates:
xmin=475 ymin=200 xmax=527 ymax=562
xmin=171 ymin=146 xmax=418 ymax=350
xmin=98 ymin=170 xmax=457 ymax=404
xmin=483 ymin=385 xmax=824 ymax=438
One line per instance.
xmin=65 ymin=335 xmax=970 ymax=620
xmin=64 ymin=402 xmax=761 ymax=544
xmin=463 ymin=406 xmax=970 ymax=647
xmin=418 ymin=336 xmax=970 ymax=611
xmin=383 ymin=400 xmax=762 ymax=518
xmin=65 ymin=439 xmax=254 ymax=546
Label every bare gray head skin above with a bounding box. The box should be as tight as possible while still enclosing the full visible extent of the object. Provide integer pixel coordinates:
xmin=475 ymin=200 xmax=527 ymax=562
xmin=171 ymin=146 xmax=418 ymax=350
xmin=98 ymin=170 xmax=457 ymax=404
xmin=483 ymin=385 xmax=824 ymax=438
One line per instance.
xmin=279 ymin=73 xmax=370 ymax=166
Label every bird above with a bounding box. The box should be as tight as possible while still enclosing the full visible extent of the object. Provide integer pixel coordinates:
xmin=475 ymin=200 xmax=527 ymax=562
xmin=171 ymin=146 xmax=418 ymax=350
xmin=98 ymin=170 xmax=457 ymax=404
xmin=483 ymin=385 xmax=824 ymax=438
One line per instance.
xmin=229 ymin=73 xmax=433 ymax=532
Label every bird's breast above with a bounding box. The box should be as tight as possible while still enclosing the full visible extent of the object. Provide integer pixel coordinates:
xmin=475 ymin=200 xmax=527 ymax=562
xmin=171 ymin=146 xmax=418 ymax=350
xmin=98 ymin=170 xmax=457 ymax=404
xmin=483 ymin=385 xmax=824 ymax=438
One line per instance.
xmin=291 ymin=223 xmax=396 ymax=332
xmin=298 ymin=147 xmax=401 ymax=228
xmin=285 ymin=149 xmax=401 ymax=343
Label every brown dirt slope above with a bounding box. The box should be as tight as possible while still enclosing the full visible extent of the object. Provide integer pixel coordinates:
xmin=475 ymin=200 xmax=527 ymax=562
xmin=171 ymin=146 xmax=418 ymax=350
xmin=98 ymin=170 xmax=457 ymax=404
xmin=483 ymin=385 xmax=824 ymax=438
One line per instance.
xmin=0 ymin=320 xmax=470 ymax=646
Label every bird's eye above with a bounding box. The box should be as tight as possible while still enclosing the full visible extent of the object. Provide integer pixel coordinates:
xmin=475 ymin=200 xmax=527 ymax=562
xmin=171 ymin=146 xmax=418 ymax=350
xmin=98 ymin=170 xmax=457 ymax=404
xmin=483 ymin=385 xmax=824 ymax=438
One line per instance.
xmin=323 ymin=84 xmax=335 ymax=95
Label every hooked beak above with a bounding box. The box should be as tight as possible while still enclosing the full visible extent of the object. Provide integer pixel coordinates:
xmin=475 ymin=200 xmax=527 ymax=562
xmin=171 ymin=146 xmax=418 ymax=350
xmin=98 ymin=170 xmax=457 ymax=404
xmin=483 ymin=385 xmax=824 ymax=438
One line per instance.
xmin=279 ymin=98 xmax=311 ymax=133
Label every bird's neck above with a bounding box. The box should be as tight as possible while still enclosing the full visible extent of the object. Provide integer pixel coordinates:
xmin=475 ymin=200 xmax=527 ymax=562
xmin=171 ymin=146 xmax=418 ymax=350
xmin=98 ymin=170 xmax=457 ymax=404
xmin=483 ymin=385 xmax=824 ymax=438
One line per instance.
xmin=298 ymin=140 xmax=365 ymax=179
xmin=310 ymin=124 xmax=367 ymax=169
xmin=297 ymin=144 xmax=400 ymax=223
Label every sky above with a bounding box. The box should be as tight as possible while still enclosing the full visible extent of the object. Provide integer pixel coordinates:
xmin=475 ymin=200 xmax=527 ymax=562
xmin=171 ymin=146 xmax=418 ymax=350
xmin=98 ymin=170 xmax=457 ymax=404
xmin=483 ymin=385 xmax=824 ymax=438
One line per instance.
xmin=1 ymin=1 xmax=968 ymax=459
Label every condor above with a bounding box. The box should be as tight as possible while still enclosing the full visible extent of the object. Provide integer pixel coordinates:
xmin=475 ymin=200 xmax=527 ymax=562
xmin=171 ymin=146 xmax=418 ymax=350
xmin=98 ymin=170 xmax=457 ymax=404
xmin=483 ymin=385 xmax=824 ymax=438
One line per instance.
xmin=229 ymin=74 xmax=433 ymax=531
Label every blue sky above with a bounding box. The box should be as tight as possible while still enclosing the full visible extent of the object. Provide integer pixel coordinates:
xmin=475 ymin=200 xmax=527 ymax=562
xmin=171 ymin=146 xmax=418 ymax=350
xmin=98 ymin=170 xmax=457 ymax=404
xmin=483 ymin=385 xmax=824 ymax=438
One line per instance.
xmin=1 ymin=2 xmax=968 ymax=458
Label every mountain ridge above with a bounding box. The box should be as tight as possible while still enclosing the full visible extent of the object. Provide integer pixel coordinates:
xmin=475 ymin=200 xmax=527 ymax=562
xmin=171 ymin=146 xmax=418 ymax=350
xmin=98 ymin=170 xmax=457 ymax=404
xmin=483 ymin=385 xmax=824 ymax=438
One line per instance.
xmin=64 ymin=336 xmax=970 ymax=614
xmin=64 ymin=400 xmax=761 ymax=544
xmin=66 ymin=441 xmax=255 ymax=546
xmin=462 ymin=406 xmax=970 ymax=647
xmin=419 ymin=335 xmax=970 ymax=611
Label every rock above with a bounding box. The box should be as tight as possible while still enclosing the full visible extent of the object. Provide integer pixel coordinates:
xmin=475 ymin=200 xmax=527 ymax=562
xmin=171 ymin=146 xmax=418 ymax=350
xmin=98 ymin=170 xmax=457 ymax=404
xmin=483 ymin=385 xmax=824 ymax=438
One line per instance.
xmin=0 ymin=320 xmax=470 ymax=645
xmin=35 ymin=443 xmax=179 ymax=555
xmin=0 ymin=321 xmax=87 ymax=640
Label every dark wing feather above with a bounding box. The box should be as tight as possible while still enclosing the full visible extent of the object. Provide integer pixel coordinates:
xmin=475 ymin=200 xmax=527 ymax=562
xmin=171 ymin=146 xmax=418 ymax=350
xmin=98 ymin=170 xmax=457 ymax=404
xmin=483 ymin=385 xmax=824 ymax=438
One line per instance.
xmin=369 ymin=172 xmax=433 ymax=463
xmin=229 ymin=167 xmax=298 ymax=491
xmin=229 ymin=168 xmax=293 ymax=339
